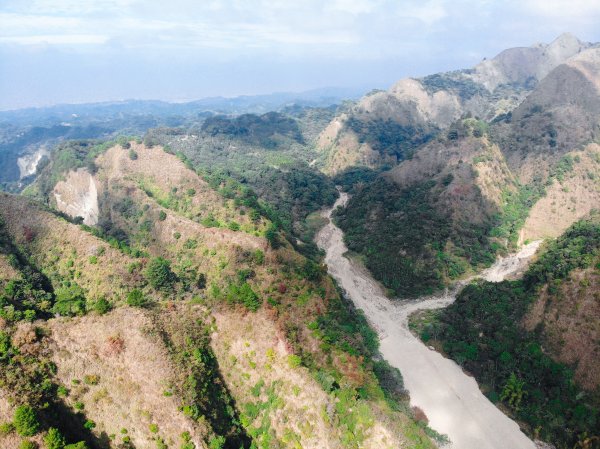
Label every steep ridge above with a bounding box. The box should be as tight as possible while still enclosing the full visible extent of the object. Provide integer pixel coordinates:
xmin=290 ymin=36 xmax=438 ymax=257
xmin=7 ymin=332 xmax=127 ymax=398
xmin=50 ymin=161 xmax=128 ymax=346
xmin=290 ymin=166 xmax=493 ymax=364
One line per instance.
xmin=472 ymin=32 xmax=590 ymax=90
xmin=0 ymin=193 xmax=217 ymax=449
xmin=333 ymin=121 xmax=517 ymax=297
xmin=494 ymin=47 xmax=600 ymax=182
xmin=332 ymin=36 xmax=600 ymax=298
xmin=321 ymin=36 xmax=600 ymax=449
xmin=145 ymin=111 xmax=339 ymax=256
xmin=3 ymin=142 xmax=439 ymax=448
xmin=318 ymin=34 xmax=595 ymax=174
xmin=523 ymin=263 xmax=600 ymax=391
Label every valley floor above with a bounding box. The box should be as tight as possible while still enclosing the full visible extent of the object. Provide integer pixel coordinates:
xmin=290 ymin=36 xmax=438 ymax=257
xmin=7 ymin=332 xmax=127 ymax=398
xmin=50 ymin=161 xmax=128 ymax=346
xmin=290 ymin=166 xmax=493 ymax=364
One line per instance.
xmin=316 ymin=192 xmax=541 ymax=449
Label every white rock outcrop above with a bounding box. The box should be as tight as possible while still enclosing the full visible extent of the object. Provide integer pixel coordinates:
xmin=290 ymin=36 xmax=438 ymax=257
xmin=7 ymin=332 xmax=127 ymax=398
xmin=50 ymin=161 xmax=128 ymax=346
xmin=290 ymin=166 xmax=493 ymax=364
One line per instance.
xmin=53 ymin=168 xmax=99 ymax=225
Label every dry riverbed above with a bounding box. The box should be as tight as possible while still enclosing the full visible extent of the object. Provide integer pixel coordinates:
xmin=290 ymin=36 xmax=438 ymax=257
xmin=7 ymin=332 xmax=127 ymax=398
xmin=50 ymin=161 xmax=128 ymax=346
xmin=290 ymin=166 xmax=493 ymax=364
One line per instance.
xmin=316 ymin=191 xmax=542 ymax=449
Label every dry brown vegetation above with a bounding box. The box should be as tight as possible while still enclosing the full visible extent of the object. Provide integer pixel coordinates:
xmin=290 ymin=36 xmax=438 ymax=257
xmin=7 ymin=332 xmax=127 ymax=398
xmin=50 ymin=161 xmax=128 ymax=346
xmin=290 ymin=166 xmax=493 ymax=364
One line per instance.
xmin=387 ymin=134 xmax=515 ymax=226
xmin=523 ymin=266 xmax=600 ymax=390
xmin=521 ymin=145 xmax=600 ymax=242
xmin=0 ymin=192 xmax=138 ymax=304
xmin=96 ymin=143 xmax=261 ymax=232
xmin=46 ymin=307 xmax=209 ymax=449
xmin=0 ymin=140 xmax=437 ymax=448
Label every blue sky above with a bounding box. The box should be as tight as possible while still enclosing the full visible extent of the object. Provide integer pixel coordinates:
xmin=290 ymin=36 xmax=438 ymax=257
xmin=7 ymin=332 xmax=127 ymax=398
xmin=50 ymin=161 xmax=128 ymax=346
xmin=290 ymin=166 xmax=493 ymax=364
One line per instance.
xmin=1 ymin=0 xmax=600 ymax=110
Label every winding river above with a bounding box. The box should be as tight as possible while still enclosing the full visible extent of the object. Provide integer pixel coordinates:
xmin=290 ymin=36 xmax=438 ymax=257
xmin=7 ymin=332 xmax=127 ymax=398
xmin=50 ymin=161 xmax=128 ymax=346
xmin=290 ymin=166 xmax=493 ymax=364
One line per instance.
xmin=315 ymin=192 xmax=541 ymax=449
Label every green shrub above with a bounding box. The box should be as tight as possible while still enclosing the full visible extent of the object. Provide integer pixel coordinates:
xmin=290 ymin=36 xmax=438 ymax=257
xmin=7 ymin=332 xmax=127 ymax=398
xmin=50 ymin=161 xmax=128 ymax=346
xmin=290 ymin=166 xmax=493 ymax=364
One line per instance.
xmin=253 ymin=250 xmax=264 ymax=265
xmin=64 ymin=443 xmax=88 ymax=449
xmin=225 ymin=282 xmax=261 ymax=311
xmin=159 ymin=211 xmax=167 ymax=221
xmin=139 ymin=219 xmax=153 ymax=233
xmin=88 ymin=255 xmax=98 ymax=264
xmin=181 ymin=440 xmax=195 ymax=449
xmin=19 ymin=440 xmax=37 ymax=449
xmin=93 ymin=298 xmax=112 ymax=315
xmin=128 ymin=149 xmax=138 ymax=160
xmin=183 ymin=239 xmax=197 ymax=250
xmin=200 ymin=214 xmax=220 ymax=228
xmin=44 ymin=428 xmax=66 ymax=449
xmin=126 ymin=289 xmax=148 ymax=308
xmin=83 ymin=419 xmax=96 ymax=430
xmin=0 ymin=422 xmax=14 ymax=434
xmin=145 ymin=257 xmax=177 ymax=291
xmin=287 ymin=354 xmax=302 ymax=368
xmin=180 ymin=431 xmax=195 ymax=449
xmin=13 ymin=405 xmax=39 ymax=437
xmin=196 ymin=273 xmax=206 ymax=290
xmin=209 ymin=436 xmax=225 ymax=449
xmin=155 ymin=437 xmax=168 ymax=449
xmin=52 ymin=284 xmax=87 ymax=316
xmin=264 ymin=224 xmax=279 ymax=248
xmin=0 ymin=331 xmax=12 ymax=361
xmin=149 ymin=423 xmax=159 ymax=433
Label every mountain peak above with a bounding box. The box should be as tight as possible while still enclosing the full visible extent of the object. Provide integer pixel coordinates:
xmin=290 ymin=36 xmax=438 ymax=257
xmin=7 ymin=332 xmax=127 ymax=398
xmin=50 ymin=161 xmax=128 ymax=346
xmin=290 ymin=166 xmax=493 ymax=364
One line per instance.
xmin=547 ymin=32 xmax=584 ymax=54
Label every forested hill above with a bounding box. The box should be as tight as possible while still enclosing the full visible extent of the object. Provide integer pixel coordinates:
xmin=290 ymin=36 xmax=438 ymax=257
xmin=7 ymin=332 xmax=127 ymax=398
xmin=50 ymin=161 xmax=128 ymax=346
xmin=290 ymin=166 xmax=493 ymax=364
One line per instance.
xmin=412 ymin=214 xmax=600 ymax=448
xmin=332 ymin=34 xmax=600 ymax=297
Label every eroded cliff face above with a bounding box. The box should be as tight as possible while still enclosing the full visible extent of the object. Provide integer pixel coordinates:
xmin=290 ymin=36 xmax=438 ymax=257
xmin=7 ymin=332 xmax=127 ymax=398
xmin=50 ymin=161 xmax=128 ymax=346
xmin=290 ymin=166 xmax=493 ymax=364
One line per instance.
xmin=17 ymin=147 xmax=49 ymax=179
xmin=53 ymin=168 xmax=99 ymax=225
xmin=471 ymin=32 xmax=591 ymax=90
xmin=317 ymin=33 xmax=596 ymax=175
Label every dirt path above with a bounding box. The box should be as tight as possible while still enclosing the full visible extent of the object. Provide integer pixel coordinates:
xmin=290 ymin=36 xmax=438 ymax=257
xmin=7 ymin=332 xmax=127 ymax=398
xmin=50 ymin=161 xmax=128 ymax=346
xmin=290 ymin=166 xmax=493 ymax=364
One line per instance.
xmin=316 ymin=192 xmax=540 ymax=449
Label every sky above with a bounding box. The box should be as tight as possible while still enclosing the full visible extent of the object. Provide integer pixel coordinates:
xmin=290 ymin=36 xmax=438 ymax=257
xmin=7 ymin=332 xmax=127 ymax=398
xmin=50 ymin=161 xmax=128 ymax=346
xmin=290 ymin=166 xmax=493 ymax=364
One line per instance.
xmin=1 ymin=0 xmax=600 ymax=110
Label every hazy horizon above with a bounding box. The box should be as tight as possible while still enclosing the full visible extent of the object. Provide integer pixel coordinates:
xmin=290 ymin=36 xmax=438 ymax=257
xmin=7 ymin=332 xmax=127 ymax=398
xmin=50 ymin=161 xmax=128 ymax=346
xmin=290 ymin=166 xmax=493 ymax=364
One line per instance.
xmin=2 ymin=0 xmax=600 ymax=110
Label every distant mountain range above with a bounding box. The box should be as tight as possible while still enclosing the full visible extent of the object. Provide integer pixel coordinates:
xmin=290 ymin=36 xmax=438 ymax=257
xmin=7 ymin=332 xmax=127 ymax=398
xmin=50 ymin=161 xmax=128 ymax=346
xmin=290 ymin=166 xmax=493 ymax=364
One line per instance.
xmin=0 ymin=86 xmax=365 ymax=188
xmin=0 ymin=86 xmax=367 ymax=124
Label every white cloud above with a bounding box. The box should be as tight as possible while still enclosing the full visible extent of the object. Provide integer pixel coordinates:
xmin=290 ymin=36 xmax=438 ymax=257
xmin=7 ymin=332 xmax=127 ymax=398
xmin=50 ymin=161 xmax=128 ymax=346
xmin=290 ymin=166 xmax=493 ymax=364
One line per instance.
xmin=521 ymin=0 xmax=600 ymax=19
xmin=0 ymin=1 xmax=366 ymax=50
xmin=397 ymin=0 xmax=448 ymax=26
xmin=25 ymin=0 xmax=139 ymax=15
xmin=0 ymin=0 xmax=597 ymax=56
xmin=0 ymin=12 xmax=83 ymax=32
xmin=327 ymin=0 xmax=380 ymax=15
xmin=0 ymin=34 xmax=108 ymax=45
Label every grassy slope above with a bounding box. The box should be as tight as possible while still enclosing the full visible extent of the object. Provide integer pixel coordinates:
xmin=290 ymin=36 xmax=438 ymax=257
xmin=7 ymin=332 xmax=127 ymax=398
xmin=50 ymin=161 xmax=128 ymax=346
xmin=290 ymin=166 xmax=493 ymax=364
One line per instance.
xmin=0 ymin=194 xmax=224 ymax=448
xmin=145 ymin=114 xmax=339 ymax=257
xmin=87 ymin=142 xmax=436 ymax=449
xmin=1 ymin=141 xmax=437 ymax=449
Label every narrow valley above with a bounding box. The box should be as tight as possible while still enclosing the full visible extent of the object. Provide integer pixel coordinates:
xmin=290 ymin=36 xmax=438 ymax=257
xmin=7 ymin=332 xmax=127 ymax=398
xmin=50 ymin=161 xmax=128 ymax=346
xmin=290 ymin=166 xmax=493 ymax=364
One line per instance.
xmin=316 ymin=192 xmax=541 ymax=449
